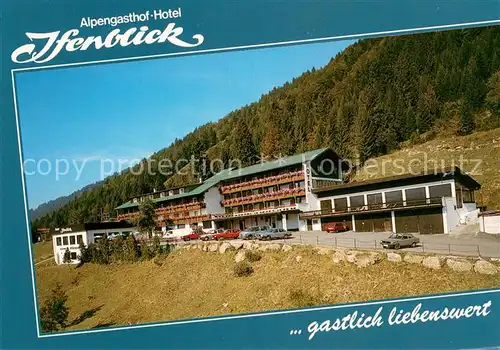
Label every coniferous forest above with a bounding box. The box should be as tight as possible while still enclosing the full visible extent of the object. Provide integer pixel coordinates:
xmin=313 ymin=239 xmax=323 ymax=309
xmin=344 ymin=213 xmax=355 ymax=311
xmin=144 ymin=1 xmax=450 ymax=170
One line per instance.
xmin=31 ymin=26 xmax=500 ymax=234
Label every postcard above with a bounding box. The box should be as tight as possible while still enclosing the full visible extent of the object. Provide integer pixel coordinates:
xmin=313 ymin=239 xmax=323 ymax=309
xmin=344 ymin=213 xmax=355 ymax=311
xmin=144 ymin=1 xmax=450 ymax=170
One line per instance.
xmin=1 ymin=0 xmax=499 ymax=348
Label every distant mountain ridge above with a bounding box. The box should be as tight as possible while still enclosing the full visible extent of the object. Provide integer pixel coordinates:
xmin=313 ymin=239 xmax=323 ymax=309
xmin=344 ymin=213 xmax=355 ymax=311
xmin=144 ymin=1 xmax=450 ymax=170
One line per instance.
xmin=31 ymin=26 xmax=500 ymax=232
xmin=29 ymin=182 xmax=100 ymax=221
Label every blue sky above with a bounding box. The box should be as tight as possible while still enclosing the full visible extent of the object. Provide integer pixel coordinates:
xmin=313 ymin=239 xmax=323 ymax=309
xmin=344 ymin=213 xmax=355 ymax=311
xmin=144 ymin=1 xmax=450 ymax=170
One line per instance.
xmin=16 ymin=40 xmax=354 ymax=209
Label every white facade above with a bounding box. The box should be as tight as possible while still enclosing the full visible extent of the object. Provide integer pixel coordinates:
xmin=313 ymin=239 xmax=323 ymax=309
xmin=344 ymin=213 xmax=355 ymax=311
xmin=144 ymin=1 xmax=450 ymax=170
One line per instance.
xmin=52 ymin=230 xmax=87 ymax=265
xmin=52 ymin=226 xmax=136 ymax=265
xmin=301 ymin=178 xmax=479 ymax=234
xmin=310 ymin=179 xmax=456 ymax=212
xmin=203 ymin=185 xmax=224 ymax=214
xmin=479 ymin=213 xmax=500 ymax=234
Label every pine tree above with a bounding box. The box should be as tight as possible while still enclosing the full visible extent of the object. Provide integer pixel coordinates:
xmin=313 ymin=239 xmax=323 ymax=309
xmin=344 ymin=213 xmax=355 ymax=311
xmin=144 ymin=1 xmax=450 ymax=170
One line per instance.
xmin=485 ymin=71 xmax=500 ymax=115
xmin=260 ymin=121 xmax=280 ymax=158
xmin=137 ymin=198 xmax=156 ymax=238
xmin=352 ymin=104 xmax=377 ymax=165
xmin=229 ymin=119 xmax=258 ymax=167
xmin=458 ymin=100 xmax=475 ymax=135
xmin=124 ymin=234 xmax=139 ymax=262
xmin=63 ymin=248 xmax=72 ymax=265
xmin=39 ymin=283 xmax=69 ymax=333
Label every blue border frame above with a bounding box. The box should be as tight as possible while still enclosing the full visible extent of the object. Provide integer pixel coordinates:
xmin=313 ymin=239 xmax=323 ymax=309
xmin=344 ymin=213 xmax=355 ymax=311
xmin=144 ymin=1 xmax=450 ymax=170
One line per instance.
xmin=1 ymin=0 xmax=500 ymax=348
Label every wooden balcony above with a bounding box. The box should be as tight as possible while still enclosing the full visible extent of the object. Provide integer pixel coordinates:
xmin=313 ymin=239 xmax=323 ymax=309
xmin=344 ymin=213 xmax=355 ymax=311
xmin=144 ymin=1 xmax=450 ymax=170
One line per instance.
xmin=117 ymin=212 xmax=140 ymax=222
xmin=214 ymin=204 xmax=301 ymax=220
xmin=221 ymin=188 xmax=306 ymax=207
xmin=155 ymin=202 xmax=205 ymax=215
xmin=118 ymin=202 xmax=204 ymax=222
xmin=220 ymin=170 xmax=304 ymax=194
xmin=299 ymin=197 xmax=443 ymax=219
xmin=157 ymin=214 xmax=210 ymax=226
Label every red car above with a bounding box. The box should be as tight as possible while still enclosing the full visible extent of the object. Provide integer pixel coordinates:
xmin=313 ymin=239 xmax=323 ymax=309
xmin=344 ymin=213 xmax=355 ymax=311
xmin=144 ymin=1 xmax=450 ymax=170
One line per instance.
xmin=323 ymin=222 xmax=349 ymax=233
xmin=182 ymin=232 xmax=201 ymax=241
xmin=214 ymin=229 xmax=241 ymax=241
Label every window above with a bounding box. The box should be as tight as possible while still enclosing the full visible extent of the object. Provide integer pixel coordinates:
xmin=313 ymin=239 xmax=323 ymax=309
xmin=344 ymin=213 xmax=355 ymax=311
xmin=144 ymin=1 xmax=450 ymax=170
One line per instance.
xmin=455 ymin=187 xmax=463 ymax=208
xmin=69 ymin=236 xmax=76 ymax=245
xmin=463 ymin=189 xmax=475 ymax=203
xmin=367 ymin=193 xmax=383 ymax=205
xmin=77 ymin=235 xmax=83 ymax=244
xmin=320 ymin=200 xmax=332 ymax=214
xmin=385 ymin=190 xmax=403 ymax=204
xmin=349 ymin=195 xmax=364 ymax=208
xmin=202 ymin=221 xmax=211 ymax=229
xmin=334 ymin=197 xmax=348 ymax=210
xmin=56 ymin=237 xmax=62 ymax=246
xmin=429 ymin=184 xmax=452 ymax=198
xmin=62 ymin=236 xmax=68 ymax=245
xmin=405 ymin=187 xmax=426 ymax=201
xmin=70 ymin=252 xmax=77 ymax=260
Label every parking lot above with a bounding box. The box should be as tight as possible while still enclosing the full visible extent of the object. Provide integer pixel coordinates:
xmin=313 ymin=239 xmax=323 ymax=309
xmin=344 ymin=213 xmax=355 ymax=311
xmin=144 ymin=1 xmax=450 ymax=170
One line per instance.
xmin=281 ymin=230 xmax=500 ymax=258
xmin=169 ymin=230 xmax=500 ymax=258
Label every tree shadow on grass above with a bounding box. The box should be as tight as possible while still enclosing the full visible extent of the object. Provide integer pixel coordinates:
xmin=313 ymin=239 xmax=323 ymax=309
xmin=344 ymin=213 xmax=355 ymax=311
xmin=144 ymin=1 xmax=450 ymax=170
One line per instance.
xmin=68 ymin=305 xmax=104 ymax=327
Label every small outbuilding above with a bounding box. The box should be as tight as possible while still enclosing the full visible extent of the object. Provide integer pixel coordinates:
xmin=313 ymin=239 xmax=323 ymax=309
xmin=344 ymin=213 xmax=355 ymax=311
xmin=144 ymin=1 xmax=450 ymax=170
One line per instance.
xmin=51 ymin=222 xmax=136 ymax=264
xmin=479 ymin=211 xmax=500 ymax=234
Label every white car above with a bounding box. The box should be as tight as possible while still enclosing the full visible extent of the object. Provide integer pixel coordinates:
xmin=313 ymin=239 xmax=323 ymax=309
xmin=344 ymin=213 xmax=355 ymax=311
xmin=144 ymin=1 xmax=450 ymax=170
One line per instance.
xmin=200 ymin=228 xmax=224 ymax=241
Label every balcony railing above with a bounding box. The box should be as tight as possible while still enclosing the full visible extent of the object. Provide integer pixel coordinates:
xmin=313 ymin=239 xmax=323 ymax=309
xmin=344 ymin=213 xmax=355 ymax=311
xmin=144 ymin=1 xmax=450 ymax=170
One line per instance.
xmin=117 ymin=212 xmax=140 ymax=221
xmin=159 ymin=214 xmax=210 ymax=226
xmin=300 ymin=197 xmax=443 ymax=219
xmin=214 ymin=204 xmax=301 ymax=219
xmin=155 ymin=202 xmax=205 ymax=215
xmin=220 ymin=170 xmax=304 ymax=194
xmin=222 ymin=188 xmax=306 ymax=207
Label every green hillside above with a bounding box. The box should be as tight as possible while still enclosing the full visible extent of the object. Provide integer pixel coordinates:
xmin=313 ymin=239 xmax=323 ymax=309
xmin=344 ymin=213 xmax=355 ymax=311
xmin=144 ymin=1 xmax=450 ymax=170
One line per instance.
xmin=353 ymin=127 xmax=500 ymax=210
xmin=32 ymin=26 xmax=500 ymax=233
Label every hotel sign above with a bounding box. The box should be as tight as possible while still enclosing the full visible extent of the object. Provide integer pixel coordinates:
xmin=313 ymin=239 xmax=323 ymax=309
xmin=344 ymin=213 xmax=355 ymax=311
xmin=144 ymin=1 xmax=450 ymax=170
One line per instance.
xmin=304 ymin=162 xmax=313 ymax=194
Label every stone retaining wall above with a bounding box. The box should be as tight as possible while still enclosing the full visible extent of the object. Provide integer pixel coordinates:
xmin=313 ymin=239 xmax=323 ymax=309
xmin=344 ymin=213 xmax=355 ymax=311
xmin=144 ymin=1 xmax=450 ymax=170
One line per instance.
xmin=176 ymin=241 xmax=500 ymax=275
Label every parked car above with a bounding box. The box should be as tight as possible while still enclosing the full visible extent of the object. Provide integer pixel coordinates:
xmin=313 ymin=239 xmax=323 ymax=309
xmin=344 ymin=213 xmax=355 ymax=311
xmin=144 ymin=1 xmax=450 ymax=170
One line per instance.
xmin=257 ymin=228 xmax=292 ymax=240
xmin=182 ymin=232 xmax=201 ymax=241
xmin=381 ymin=233 xmax=420 ymax=249
xmin=323 ymin=222 xmax=349 ymax=233
xmin=239 ymin=226 xmax=270 ymax=240
xmin=214 ymin=229 xmax=241 ymax=241
xmin=200 ymin=228 xmax=224 ymax=241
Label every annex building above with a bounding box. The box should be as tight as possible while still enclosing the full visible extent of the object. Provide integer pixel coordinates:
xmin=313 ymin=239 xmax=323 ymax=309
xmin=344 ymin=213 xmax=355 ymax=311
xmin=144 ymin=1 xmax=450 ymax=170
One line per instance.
xmin=301 ymin=167 xmax=481 ymax=234
xmin=51 ymin=222 xmax=136 ymax=264
xmin=115 ymin=147 xmax=482 ymax=238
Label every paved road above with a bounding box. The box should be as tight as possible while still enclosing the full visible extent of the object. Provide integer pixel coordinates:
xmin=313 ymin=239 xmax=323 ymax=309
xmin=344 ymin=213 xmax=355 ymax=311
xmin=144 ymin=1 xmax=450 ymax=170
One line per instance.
xmin=279 ymin=231 xmax=500 ymax=258
xmin=172 ymin=231 xmax=500 ymax=258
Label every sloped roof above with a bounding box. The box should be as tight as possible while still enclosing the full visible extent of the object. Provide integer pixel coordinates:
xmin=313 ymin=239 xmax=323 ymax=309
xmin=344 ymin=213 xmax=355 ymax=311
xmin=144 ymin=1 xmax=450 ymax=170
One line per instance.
xmin=313 ymin=166 xmax=481 ymax=196
xmin=222 ymin=148 xmax=329 ymax=181
xmin=115 ymin=148 xmax=329 ymax=210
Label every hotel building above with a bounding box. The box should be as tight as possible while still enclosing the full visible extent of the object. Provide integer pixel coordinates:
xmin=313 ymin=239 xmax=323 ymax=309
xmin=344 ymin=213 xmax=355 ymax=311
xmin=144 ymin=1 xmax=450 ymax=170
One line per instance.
xmin=115 ymin=148 xmax=481 ymax=237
